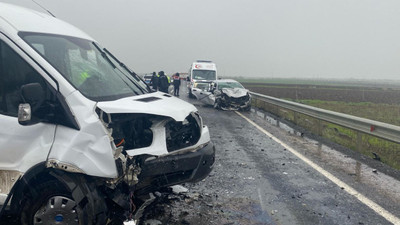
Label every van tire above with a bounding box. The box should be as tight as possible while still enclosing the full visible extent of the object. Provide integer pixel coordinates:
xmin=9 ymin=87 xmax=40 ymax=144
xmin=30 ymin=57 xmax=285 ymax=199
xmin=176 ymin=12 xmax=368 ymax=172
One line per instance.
xmin=20 ymin=175 xmax=108 ymax=225
xmin=189 ymin=91 xmax=194 ymax=98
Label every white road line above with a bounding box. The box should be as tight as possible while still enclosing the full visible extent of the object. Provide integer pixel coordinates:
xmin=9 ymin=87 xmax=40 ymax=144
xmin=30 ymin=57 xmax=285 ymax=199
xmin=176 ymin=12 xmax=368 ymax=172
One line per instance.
xmin=236 ymin=111 xmax=400 ymax=225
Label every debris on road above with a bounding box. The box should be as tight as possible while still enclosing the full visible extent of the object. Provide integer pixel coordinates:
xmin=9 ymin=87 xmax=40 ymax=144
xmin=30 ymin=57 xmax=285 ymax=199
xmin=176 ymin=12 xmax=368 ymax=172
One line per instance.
xmin=171 ymin=185 xmax=189 ymax=194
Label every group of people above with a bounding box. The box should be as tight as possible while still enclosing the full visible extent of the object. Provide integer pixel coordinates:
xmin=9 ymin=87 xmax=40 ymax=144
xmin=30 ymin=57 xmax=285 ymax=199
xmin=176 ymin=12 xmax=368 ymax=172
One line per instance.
xmin=150 ymin=71 xmax=181 ymax=96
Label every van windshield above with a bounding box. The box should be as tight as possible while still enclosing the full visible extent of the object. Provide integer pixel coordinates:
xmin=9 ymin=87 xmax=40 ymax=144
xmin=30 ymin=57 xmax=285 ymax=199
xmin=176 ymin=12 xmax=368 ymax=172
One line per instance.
xmin=19 ymin=32 xmax=148 ymax=101
xmin=192 ymin=70 xmax=216 ymax=80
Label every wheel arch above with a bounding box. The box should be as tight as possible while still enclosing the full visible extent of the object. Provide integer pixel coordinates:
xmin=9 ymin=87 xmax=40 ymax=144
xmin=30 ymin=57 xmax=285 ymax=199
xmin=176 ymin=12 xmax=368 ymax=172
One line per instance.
xmin=9 ymin=165 xmax=108 ymax=224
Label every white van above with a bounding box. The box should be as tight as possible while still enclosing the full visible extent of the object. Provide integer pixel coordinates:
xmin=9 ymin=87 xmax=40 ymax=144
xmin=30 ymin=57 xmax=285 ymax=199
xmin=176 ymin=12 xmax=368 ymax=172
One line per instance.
xmin=187 ymin=60 xmax=217 ymax=98
xmin=0 ymin=3 xmax=214 ymax=224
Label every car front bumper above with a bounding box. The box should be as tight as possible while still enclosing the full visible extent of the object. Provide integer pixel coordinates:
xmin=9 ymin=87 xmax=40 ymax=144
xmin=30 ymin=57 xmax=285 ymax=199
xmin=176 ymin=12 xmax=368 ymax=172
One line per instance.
xmin=135 ymin=141 xmax=215 ymax=194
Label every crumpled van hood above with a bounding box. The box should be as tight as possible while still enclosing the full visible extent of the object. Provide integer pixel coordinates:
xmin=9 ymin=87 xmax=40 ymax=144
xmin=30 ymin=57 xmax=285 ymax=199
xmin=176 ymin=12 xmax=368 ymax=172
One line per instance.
xmin=97 ymin=92 xmax=197 ymax=121
xmin=221 ymin=88 xmax=249 ymax=98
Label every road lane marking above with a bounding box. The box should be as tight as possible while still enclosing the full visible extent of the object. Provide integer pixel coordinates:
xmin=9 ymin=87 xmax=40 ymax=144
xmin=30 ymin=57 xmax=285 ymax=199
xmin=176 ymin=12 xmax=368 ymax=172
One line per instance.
xmin=236 ymin=111 xmax=400 ymax=225
xmin=257 ymin=188 xmax=266 ymax=212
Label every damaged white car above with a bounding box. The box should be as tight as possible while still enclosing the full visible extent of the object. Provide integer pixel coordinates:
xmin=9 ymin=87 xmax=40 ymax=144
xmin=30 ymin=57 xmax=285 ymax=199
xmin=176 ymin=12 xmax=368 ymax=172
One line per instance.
xmin=0 ymin=3 xmax=215 ymax=224
xmin=197 ymin=79 xmax=251 ymax=111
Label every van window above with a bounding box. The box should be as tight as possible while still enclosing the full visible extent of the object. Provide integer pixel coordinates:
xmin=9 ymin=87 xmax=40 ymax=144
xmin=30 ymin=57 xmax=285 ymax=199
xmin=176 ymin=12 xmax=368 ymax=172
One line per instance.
xmin=192 ymin=70 xmax=216 ymax=80
xmin=0 ymin=40 xmax=47 ymax=117
xmin=19 ymin=32 xmax=148 ymax=101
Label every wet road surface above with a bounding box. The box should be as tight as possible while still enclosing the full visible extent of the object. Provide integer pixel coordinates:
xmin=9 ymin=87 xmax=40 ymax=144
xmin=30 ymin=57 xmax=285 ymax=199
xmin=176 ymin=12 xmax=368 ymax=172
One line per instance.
xmin=141 ymin=82 xmax=400 ymax=225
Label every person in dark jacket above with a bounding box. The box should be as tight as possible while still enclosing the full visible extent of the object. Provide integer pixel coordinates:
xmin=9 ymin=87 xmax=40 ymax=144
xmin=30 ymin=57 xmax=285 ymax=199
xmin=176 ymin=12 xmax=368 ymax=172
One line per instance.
xmin=173 ymin=73 xmax=181 ymax=96
xmin=150 ymin=71 xmax=159 ymax=91
xmin=158 ymin=71 xmax=169 ymax=93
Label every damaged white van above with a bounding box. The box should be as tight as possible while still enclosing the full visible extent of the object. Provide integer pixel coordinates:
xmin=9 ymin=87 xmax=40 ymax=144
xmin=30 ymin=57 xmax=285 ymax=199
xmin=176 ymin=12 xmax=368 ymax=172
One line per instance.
xmin=0 ymin=3 xmax=214 ymax=224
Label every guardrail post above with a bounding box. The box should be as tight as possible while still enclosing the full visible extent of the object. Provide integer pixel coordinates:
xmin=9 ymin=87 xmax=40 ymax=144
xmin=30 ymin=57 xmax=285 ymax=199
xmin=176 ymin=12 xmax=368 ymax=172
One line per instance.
xmin=357 ymin=132 xmax=362 ymax=153
xmin=317 ymin=119 xmax=323 ymax=136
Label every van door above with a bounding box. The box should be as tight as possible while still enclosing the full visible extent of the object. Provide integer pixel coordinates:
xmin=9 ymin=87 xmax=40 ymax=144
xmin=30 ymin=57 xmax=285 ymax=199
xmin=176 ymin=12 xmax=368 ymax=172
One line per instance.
xmin=0 ymin=37 xmax=56 ymax=202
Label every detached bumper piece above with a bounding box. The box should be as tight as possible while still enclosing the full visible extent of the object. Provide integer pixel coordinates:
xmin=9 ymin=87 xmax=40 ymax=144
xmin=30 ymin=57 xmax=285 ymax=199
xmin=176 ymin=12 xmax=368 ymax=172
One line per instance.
xmin=135 ymin=142 xmax=215 ymax=195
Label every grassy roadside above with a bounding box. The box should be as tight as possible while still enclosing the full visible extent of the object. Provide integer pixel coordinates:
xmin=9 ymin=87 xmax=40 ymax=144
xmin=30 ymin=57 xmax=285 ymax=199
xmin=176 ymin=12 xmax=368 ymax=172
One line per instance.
xmin=252 ymin=98 xmax=400 ymax=170
xmin=294 ymin=100 xmax=400 ymax=126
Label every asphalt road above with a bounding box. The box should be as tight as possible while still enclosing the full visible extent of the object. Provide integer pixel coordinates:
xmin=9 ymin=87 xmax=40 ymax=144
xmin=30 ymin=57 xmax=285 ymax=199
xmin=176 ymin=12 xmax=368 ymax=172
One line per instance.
xmin=141 ymin=82 xmax=400 ymax=225
xmin=2 ymin=83 xmax=398 ymax=225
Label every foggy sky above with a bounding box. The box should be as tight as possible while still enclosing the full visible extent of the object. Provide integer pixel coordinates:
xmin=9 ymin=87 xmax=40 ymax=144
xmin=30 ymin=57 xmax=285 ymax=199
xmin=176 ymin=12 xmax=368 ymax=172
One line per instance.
xmin=2 ymin=0 xmax=400 ymax=79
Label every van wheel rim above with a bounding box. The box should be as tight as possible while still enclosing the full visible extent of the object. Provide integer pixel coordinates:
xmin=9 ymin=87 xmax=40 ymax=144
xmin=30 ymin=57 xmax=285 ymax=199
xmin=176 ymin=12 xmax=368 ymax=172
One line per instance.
xmin=33 ymin=196 xmax=79 ymax=224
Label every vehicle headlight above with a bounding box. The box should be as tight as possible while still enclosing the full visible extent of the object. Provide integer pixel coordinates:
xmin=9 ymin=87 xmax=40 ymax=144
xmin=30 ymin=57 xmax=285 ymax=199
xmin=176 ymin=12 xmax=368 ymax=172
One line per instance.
xmin=165 ymin=112 xmax=202 ymax=152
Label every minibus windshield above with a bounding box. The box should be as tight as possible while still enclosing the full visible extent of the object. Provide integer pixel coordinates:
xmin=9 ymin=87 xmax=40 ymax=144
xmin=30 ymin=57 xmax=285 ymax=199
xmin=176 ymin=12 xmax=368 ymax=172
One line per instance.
xmin=192 ymin=70 xmax=216 ymax=80
xmin=20 ymin=32 xmax=148 ymax=101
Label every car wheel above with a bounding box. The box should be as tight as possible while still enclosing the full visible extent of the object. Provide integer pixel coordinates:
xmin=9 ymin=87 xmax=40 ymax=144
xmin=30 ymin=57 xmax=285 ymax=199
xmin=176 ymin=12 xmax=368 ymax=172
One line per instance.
xmin=213 ymin=100 xmax=220 ymax=109
xmin=20 ymin=176 xmax=107 ymax=225
xmin=243 ymin=105 xmax=251 ymax=111
xmin=189 ymin=91 xmax=194 ymax=99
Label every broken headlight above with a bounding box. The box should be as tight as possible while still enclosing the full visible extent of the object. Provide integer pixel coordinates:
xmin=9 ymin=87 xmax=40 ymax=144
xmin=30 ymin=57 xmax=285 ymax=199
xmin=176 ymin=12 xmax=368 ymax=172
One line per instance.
xmin=105 ymin=113 xmax=154 ymax=150
xmin=165 ymin=112 xmax=202 ymax=152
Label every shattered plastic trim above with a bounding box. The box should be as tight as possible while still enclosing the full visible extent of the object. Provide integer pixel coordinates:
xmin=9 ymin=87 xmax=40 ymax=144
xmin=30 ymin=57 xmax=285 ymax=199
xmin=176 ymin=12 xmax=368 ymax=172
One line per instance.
xmin=46 ymin=159 xmax=85 ymax=174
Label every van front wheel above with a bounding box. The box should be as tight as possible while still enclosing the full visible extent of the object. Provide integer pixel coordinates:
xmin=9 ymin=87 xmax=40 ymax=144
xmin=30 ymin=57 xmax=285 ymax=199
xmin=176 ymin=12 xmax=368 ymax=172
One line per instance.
xmin=20 ymin=175 xmax=108 ymax=225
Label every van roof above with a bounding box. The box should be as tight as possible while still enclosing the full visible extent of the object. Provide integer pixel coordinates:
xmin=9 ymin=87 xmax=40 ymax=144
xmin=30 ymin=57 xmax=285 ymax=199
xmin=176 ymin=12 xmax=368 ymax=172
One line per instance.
xmin=0 ymin=3 xmax=93 ymax=40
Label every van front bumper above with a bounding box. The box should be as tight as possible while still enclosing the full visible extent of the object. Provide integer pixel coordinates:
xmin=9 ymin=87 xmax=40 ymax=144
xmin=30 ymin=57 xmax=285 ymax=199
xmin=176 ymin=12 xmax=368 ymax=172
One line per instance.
xmin=135 ymin=142 xmax=215 ymax=194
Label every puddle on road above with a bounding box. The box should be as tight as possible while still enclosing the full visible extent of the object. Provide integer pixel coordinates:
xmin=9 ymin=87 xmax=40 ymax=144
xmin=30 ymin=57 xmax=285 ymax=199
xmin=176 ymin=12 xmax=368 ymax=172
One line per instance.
xmin=251 ymin=108 xmax=400 ymax=203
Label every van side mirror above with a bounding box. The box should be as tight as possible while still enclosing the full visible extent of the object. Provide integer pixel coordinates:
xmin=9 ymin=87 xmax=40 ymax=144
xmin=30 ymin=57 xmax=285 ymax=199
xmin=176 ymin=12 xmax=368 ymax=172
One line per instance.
xmin=18 ymin=83 xmax=45 ymax=125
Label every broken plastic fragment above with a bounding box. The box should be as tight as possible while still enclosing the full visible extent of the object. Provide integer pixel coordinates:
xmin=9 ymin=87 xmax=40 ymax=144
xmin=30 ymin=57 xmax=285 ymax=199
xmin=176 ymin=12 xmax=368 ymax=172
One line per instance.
xmin=171 ymin=185 xmax=189 ymax=194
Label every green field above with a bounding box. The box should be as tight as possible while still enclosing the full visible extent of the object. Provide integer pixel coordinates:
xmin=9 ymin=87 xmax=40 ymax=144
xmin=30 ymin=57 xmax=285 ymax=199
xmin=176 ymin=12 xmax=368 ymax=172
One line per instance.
xmin=296 ymin=100 xmax=400 ymax=126
xmin=225 ymin=76 xmax=400 ymax=89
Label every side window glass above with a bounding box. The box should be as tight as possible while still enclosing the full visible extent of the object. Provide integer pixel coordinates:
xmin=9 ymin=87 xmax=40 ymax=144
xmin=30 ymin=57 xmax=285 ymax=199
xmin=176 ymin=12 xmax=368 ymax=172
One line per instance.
xmin=0 ymin=40 xmax=47 ymax=117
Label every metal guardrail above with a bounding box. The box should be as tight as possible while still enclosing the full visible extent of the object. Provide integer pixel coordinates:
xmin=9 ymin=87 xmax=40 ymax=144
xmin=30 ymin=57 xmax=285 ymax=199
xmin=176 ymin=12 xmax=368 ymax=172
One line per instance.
xmin=251 ymin=92 xmax=400 ymax=144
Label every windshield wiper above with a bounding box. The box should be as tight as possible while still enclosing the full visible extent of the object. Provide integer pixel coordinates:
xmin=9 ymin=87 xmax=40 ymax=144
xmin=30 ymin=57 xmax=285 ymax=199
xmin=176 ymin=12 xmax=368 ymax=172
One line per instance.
xmin=103 ymin=48 xmax=150 ymax=93
xmin=103 ymin=48 xmax=142 ymax=81
xmin=92 ymin=42 xmax=116 ymax=69
xmin=104 ymin=48 xmax=134 ymax=74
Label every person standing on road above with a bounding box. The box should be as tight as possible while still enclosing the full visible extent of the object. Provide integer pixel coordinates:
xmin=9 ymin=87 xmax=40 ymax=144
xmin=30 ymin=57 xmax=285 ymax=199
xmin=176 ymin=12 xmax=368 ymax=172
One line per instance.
xmin=158 ymin=71 xmax=169 ymax=93
xmin=173 ymin=73 xmax=181 ymax=96
xmin=150 ymin=71 xmax=159 ymax=91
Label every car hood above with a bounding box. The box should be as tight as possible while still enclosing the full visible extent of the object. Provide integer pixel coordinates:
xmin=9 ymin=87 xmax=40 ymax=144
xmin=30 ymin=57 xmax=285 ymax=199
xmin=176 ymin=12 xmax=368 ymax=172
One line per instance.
xmin=221 ymin=88 xmax=249 ymax=98
xmin=97 ymin=92 xmax=197 ymax=121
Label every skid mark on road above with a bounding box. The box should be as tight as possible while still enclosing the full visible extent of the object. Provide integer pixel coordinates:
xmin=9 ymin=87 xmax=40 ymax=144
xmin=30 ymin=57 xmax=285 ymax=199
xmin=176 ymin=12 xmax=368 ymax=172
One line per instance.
xmin=236 ymin=111 xmax=400 ymax=225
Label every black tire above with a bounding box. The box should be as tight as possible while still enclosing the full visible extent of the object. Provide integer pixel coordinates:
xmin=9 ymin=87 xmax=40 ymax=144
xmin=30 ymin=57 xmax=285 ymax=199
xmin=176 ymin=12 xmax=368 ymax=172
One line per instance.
xmin=20 ymin=175 xmax=108 ymax=225
xmin=213 ymin=99 xmax=220 ymax=110
xmin=242 ymin=105 xmax=251 ymax=111
xmin=189 ymin=91 xmax=194 ymax=99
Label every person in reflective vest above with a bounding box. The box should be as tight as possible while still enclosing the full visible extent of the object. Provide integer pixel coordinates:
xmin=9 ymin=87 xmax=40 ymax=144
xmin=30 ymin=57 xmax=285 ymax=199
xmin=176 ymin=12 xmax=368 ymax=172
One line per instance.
xmin=173 ymin=73 xmax=181 ymax=96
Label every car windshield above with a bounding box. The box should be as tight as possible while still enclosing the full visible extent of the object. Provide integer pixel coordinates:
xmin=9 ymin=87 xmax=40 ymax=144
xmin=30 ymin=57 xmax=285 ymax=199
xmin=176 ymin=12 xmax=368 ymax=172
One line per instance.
xmin=217 ymin=81 xmax=244 ymax=89
xmin=192 ymin=70 xmax=216 ymax=80
xmin=19 ymin=32 xmax=148 ymax=101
